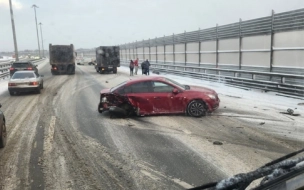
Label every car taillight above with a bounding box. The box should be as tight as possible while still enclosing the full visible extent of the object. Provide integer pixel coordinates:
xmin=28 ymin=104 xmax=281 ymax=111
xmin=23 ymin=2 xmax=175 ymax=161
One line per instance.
xmin=27 ymin=67 xmax=33 ymax=70
xmin=29 ymin=82 xmax=38 ymax=85
xmin=9 ymin=67 xmax=14 ymax=70
xmin=53 ymin=67 xmax=57 ymax=70
xmin=8 ymin=83 xmax=16 ymax=86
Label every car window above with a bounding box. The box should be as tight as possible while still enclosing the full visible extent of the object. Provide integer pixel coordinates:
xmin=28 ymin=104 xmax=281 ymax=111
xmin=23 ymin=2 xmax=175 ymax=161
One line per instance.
xmin=124 ymin=81 xmax=151 ymax=93
xmin=12 ymin=72 xmax=36 ymax=79
xmin=110 ymin=81 xmax=127 ymax=92
xmin=12 ymin=63 xmax=29 ymax=68
xmin=165 ymin=78 xmax=185 ymax=90
xmin=152 ymin=82 xmax=174 ymax=93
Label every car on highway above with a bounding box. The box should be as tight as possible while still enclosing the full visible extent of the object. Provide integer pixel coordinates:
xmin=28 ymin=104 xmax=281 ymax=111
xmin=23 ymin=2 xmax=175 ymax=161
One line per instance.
xmin=0 ymin=103 xmax=6 ymax=148
xmin=98 ymin=76 xmax=220 ymax=117
xmin=88 ymin=60 xmax=96 ymax=66
xmin=8 ymin=71 xmax=44 ymax=95
xmin=9 ymin=61 xmax=39 ymax=77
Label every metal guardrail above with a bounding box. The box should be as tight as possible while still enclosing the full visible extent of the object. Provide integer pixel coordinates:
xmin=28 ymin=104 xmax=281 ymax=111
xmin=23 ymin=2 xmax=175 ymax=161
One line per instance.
xmin=0 ymin=59 xmax=45 ymax=79
xmin=120 ymin=60 xmax=304 ymax=98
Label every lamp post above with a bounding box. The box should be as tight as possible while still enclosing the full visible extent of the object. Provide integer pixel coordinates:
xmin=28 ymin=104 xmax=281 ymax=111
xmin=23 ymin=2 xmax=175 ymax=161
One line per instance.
xmin=32 ymin=4 xmax=41 ymax=58
xmin=39 ymin=22 xmax=44 ymax=58
xmin=9 ymin=0 xmax=19 ymax=61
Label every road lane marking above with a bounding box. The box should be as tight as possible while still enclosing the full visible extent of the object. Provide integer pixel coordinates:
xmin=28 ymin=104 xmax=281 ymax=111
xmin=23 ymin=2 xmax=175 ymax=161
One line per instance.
xmin=172 ymin=178 xmax=194 ymax=189
xmin=138 ymin=163 xmax=194 ymax=189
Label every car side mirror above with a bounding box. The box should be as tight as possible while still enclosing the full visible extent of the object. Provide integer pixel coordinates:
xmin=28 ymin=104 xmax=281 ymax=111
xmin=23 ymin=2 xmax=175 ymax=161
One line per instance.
xmin=40 ymin=75 xmax=44 ymax=77
xmin=35 ymin=65 xmax=38 ymax=67
xmin=172 ymin=88 xmax=178 ymax=94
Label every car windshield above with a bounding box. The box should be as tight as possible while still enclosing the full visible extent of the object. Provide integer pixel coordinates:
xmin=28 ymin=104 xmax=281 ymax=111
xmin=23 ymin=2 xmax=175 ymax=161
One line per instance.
xmin=12 ymin=63 xmax=29 ymax=68
xmin=110 ymin=81 xmax=127 ymax=92
xmin=165 ymin=78 xmax=186 ymax=90
xmin=12 ymin=72 xmax=35 ymax=79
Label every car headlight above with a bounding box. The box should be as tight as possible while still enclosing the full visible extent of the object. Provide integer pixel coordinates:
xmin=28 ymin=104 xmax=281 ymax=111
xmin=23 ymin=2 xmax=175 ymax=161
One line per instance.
xmin=101 ymin=97 xmax=107 ymax=103
xmin=208 ymin=94 xmax=216 ymax=99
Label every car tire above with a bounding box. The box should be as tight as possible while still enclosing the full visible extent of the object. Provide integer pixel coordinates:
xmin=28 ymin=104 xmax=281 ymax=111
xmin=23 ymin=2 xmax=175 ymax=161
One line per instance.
xmin=113 ymin=67 xmax=117 ymax=74
xmin=120 ymin=103 xmax=134 ymax=116
xmin=98 ymin=103 xmax=103 ymax=113
xmin=0 ymin=122 xmax=7 ymax=148
xmin=37 ymin=88 xmax=41 ymax=94
xmin=187 ymin=100 xmax=207 ymax=117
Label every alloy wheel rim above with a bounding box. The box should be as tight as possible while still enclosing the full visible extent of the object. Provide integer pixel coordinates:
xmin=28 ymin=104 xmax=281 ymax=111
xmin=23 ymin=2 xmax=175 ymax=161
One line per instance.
xmin=190 ymin=102 xmax=205 ymax=116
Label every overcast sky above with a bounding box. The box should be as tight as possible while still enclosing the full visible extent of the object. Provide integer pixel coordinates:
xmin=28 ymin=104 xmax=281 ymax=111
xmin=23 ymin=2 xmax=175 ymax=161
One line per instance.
xmin=1 ymin=0 xmax=304 ymax=51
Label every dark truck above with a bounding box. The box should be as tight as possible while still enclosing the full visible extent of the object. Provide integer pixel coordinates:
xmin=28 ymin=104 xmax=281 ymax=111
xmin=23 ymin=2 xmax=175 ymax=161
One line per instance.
xmin=49 ymin=44 xmax=76 ymax=75
xmin=95 ymin=46 xmax=120 ymax=74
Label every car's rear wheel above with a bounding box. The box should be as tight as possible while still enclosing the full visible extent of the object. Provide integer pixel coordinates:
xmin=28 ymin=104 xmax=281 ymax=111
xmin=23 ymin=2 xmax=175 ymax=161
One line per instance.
xmin=37 ymin=88 xmax=41 ymax=94
xmin=40 ymin=82 xmax=44 ymax=89
xmin=0 ymin=122 xmax=7 ymax=148
xmin=187 ymin=100 xmax=207 ymax=117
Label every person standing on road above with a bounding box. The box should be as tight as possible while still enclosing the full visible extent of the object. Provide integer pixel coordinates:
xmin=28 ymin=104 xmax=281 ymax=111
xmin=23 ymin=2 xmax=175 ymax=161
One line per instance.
xmin=129 ymin=60 xmax=134 ymax=76
xmin=145 ymin=59 xmax=151 ymax=75
xmin=134 ymin=58 xmax=139 ymax=75
xmin=141 ymin=61 xmax=145 ymax=75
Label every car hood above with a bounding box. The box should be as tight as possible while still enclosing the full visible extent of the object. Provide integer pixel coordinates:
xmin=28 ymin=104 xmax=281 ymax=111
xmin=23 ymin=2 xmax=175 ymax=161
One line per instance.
xmin=188 ymin=85 xmax=216 ymax=94
xmin=100 ymin=88 xmax=111 ymax=94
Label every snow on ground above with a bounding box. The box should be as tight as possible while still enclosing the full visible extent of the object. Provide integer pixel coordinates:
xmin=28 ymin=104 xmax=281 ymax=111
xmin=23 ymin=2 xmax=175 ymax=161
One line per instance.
xmin=0 ymin=78 xmax=10 ymax=95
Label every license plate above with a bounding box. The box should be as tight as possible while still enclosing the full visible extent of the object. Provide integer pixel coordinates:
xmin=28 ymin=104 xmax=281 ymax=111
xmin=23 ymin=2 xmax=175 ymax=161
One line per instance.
xmin=17 ymin=83 xmax=27 ymax=86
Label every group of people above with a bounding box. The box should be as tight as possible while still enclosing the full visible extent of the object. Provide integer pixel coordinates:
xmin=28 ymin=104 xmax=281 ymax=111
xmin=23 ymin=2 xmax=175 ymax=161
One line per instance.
xmin=129 ymin=58 xmax=150 ymax=76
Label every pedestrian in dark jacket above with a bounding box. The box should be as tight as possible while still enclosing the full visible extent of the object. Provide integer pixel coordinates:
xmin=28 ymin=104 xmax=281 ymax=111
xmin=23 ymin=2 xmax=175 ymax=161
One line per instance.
xmin=129 ymin=60 xmax=134 ymax=76
xmin=145 ymin=59 xmax=150 ymax=75
xmin=141 ymin=61 xmax=145 ymax=75
xmin=142 ymin=61 xmax=149 ymax=75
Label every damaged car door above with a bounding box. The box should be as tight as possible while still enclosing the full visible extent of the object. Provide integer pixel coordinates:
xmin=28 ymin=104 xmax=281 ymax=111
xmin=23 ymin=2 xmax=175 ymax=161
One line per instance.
xmin=123 ymin=81 xmax=155 ymax=115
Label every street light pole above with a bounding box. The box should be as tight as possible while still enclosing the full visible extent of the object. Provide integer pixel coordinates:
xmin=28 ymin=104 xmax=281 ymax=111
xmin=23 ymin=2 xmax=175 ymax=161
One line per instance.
xmin=9 ymin=0 xmax=19 ymax=61
xmin=39 ymin=23 xmax=44 ymax=58
xmin=32 ymin=5 xmax=41 ymax=58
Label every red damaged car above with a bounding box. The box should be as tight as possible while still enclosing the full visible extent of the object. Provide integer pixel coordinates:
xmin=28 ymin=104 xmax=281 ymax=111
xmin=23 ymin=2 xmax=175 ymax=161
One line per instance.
xmin=98 ymin=76 xmax=220 ymax=117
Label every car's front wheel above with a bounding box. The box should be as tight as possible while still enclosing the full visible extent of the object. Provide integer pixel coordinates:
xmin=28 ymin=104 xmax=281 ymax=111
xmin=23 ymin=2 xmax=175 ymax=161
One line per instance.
xmin=0 ymin=122 xmax=7 ymax=148
xmin=98 ymin=103 xmax=103 ymax=113
xmin=187 ymin=100 xmax=207 ymax=117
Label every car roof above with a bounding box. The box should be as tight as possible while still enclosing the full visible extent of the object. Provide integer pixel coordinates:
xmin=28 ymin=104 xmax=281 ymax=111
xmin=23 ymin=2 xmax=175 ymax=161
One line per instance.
xmin=126 ymin=76 xmax=166 ymax=85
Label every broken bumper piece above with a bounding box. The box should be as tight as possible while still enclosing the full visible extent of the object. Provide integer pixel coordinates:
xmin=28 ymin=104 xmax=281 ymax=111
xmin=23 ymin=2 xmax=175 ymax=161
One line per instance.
xmin=109 ymin=106 xmax=128 ymax=116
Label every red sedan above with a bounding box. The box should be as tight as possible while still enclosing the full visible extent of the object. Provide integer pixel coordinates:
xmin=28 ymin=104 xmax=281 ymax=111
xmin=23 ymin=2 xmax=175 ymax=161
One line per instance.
xmin=98 ymin=76 xmax=220 ymax=117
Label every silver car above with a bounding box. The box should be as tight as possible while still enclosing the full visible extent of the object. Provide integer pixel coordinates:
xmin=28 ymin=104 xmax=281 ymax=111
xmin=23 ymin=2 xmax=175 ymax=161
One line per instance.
xmin=8 ymin=71 xmax=44 ymax=95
